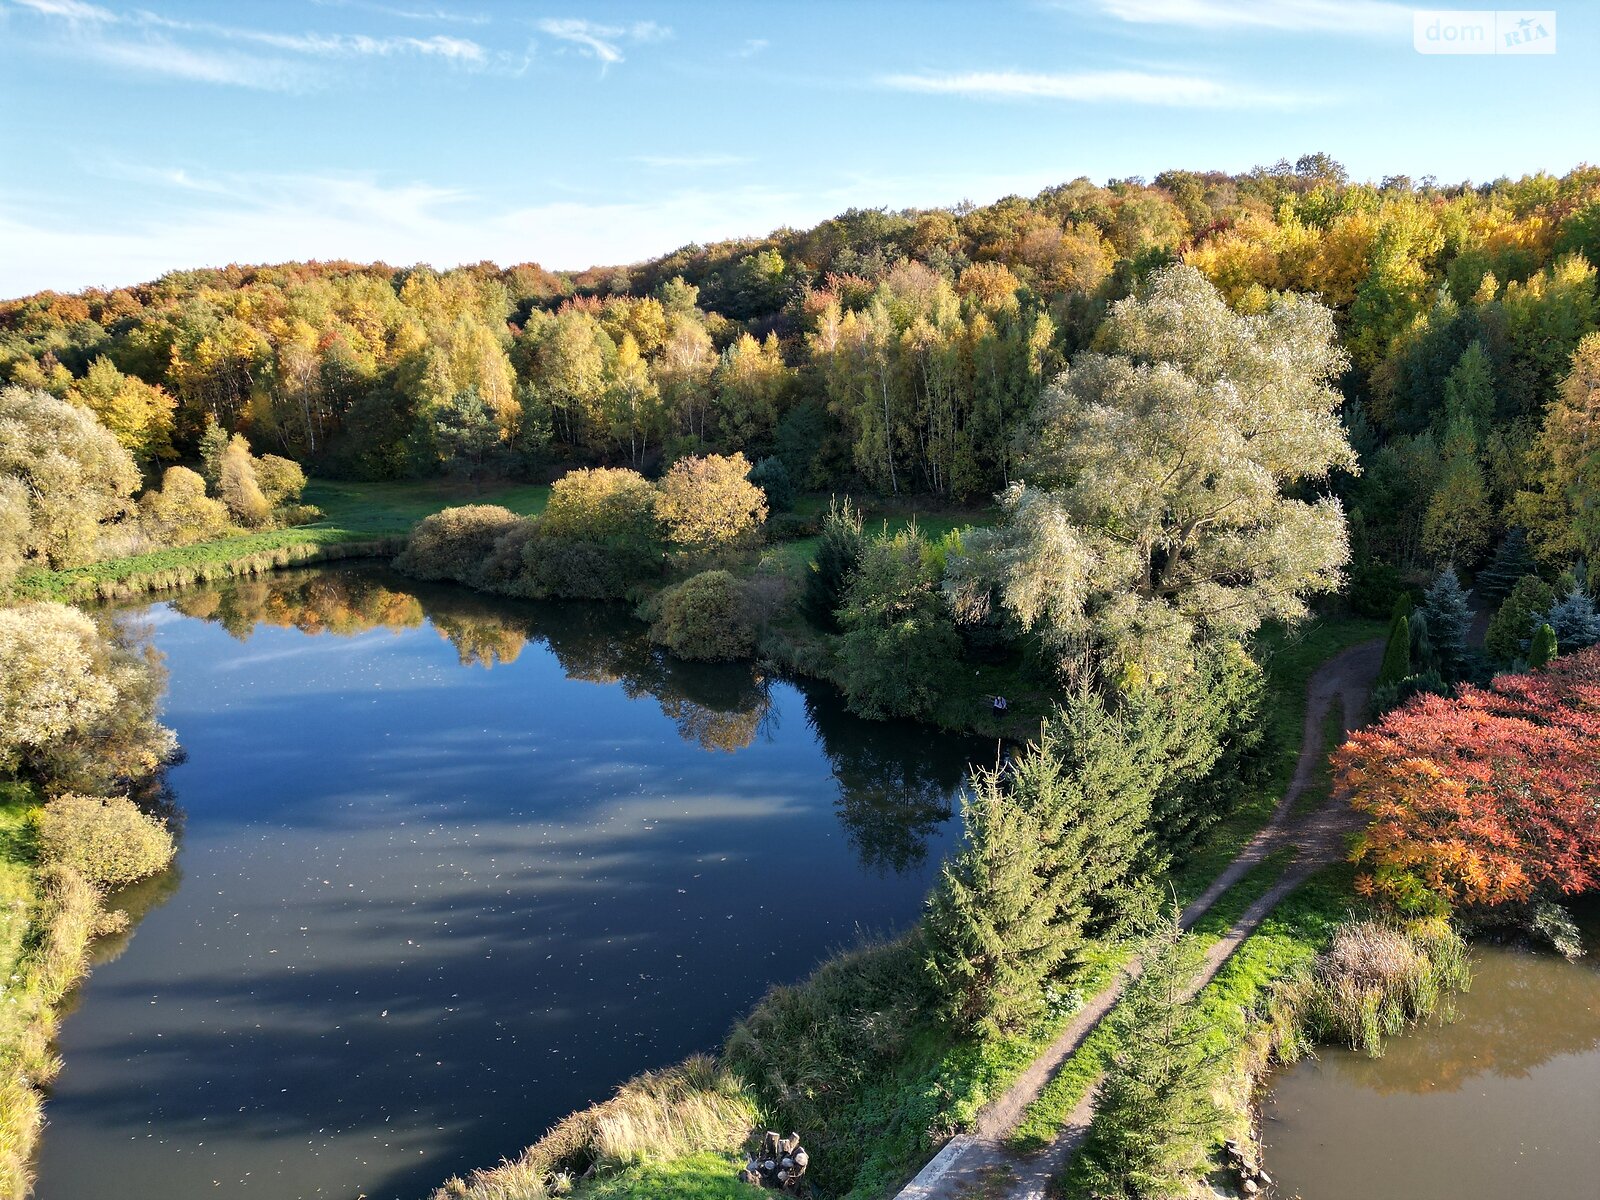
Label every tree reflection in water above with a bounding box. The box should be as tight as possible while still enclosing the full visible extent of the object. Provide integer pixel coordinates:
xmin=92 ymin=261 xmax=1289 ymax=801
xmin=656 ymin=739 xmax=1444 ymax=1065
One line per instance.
xmin=153 ymin=565 xmax=976 ymax=869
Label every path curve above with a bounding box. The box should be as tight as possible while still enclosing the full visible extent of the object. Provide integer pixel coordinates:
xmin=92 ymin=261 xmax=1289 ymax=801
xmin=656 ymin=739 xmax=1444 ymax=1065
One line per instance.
xmin=894 ymin=636 xmax=1383 ymax=1200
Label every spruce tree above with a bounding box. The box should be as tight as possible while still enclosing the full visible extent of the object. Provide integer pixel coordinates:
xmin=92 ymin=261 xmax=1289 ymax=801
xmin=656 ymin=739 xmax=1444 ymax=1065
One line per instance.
xmin=1528 ymin=623 xmax=1558 ymax=668
xmin=1421 ymin=567 xmax=1474 ymax=682
xmin=802 ymin=495 xmax=864 ymax=630
xmin=924 ymin=757 xmax=1073 ymax=1037
xmin=1540 ymin=590 xmax=1600 ymax=651
xmin=1476 ymin=528 xmax=1535 ymax=605
xmin=1074 ymin=913 xmax=1230 ymax=1199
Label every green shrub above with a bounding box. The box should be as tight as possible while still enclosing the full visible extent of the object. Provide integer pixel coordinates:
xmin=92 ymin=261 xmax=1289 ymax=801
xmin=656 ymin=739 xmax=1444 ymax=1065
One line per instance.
xmin=801 ymin=496 xmax=862 ymax=630
xmin=649 ymin=571 xmax=755 ymax=661
xmin=394 ymin=505 xmax=525 ymax=585
xmin=764 ymin=512 xmax=818 ymax=541
xmin=1346 ymin=559 xmax=1410 ymax=619
xmin=747 ymin=456 xmax=795 ymax=513
xmin=515 ymin=532 xmax=654 ymax=602
xmin=35 ymin=794 xmax=174 ymax=890
xmin=540 ymin=467 xmax=658 ymax=551
xmin=1486 ymin=574 xmax=1555 ymax=664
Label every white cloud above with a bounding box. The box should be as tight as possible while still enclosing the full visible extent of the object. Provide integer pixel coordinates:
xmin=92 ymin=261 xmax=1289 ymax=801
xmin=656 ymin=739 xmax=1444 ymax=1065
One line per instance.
xmin=1082 ymin=0 xmax=1409 ymax=36
xmin=734 ymin=38 xmax=769 ymax=58
xmin=879 ymin=69 xmax=1297 ymax=107
xmin=4 ymin=0 xmax=496 ymax=88
xmin=534 ymin=17 xmax=671 ymax=68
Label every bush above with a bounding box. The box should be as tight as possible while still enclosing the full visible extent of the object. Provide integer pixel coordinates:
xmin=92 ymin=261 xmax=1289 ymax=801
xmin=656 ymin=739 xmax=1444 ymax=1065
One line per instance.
xmin=1287 ymin=918 xmax=1470 ymax=1056
xmin=541 ymin=466 xmax=658 ymax=551
xmin=802 ymin=496 xmax=863 ymax=630
xmin=394 ymin=505 xmax=526 ymax=585
xmin=764 ymin=512 xmax=818 ymax=541
xmin=218 ymin=434 xmax=272 ymax=527
xmin=35 ymin=794 xmax=175 ymax=890
xmin=747 ymin=456 xmax=795 ymax=513
xmin=1346 ymin=558 xmax=1409 ymax=619
xmin=254 ymin=454 xmax=308 ymax=508
xmin=649 ymin=571 xmax=756 ymax=661
xmin=139 ymin=466 xmax=231 ymax=546
xmin=656 ymin=453 xmax=768 ymax=552
xmin=516 ymin=532 xmax=653 ymax=601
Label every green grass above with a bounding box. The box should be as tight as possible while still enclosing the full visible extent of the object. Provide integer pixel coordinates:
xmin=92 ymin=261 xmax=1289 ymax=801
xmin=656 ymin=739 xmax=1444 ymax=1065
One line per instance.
xmin=0 ymin=782 xmax=41 ymax=1056
xmin=13 ymin=478 xmax=550 ymax=602
xmin=1291 ymin=704 xmax=1349 ymax=820
xmin=574 ymin=1152 xmax=754 ymax=1199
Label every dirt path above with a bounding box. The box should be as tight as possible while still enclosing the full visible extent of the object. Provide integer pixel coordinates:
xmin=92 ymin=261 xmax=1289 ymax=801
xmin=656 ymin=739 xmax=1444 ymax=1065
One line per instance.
xmin=893 ymin=637 xmax=1383 ymax=1200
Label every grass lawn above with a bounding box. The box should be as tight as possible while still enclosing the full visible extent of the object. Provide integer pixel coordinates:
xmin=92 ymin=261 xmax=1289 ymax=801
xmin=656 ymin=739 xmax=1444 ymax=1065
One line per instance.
xmin=14 ymin=478 xmax=550 ymax=602
xmin=574 ymin=1152 xmax=752 ymax=1200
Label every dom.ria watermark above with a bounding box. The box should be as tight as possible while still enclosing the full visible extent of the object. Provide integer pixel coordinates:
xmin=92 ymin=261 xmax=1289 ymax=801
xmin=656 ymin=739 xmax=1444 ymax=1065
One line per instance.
xmin=1414 ymin=9 xmax=1556 ymax=53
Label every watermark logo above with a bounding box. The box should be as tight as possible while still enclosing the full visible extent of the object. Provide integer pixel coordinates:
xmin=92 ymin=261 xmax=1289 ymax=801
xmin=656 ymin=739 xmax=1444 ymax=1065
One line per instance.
xmin=1414 ymin=9 xmax=1557 ymax=53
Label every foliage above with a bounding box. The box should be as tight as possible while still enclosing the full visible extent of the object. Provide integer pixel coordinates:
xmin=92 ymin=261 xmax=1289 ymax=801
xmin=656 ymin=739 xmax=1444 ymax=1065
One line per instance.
xmin=1475 ymin=528 xmax=1536 ymax=605
xmin=1539 ymin=588 xmax=1600 ymax=651
xmin=1376 ymin=605 xmax=1412 ymax=687
xmin=0 ymin=385 xmax=139 ymax=573
xmin=834 ymin=529 xmax=961 ymax=719
xmin=393 ymin=504 xmax=526 ymax=586
xmin=0 ymin=602 xmax=174 ymax=792
xmin=655 ymin=453 xmax=768 ymax=552
xmin=1528 ymin=622 xmax=1558 ymax=667
xmin=1341 ymin=646 xmax=1600 ymax=912
xmin=217 ymin=433 xmax=272 ymax=527
xmin=1070 ymin=914 xmax=1231 ymax=1200
xmin=539 ymin=467 xmax=658 ymax=553
xmin=956 ymin=266 xmax=1354 ymax=682
xmin=1518 ymin=331 xmax=1600 ymax=564
xmin=34 ymin=794 xmax=174 ymax=891
xmin=138 ymin=466 xmax=230 ymax=547
xmin=648 ymin=571 xmax=755 ymax=661
xmin=802 ymin=495 xmax=864 ymax=630
xmin=745 ymin=455 xmax=794 ymax=513
xmin=1485 ymin=574 xmax=1555 ymax=665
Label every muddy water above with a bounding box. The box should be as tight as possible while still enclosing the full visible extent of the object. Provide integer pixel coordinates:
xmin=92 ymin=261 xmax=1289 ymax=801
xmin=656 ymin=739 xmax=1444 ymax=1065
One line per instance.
xmin=1261 ymin=907 xmax=1600 ymax=1200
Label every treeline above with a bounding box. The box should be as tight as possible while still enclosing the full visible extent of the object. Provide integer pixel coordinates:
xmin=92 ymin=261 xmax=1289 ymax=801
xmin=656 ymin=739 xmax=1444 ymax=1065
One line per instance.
xmin=5 ymin=158 xmax=1596 ymax=578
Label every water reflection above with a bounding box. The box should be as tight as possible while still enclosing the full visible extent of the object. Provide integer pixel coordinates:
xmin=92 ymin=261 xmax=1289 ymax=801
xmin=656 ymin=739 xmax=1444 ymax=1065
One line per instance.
xmin=1263 ymin=906 xmax=1600 ymax=1200
xmin=35 ymin=567 xmax=978 ymax=1200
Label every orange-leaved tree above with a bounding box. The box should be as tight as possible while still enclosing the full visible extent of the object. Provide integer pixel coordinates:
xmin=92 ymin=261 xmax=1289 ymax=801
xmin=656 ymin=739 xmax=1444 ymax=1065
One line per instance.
xmin=1338 ymin=645 xmax=1600 ymax=912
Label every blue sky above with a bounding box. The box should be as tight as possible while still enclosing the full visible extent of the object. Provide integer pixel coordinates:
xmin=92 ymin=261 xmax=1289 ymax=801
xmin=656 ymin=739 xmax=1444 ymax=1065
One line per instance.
xmin=0 ymin=0 xmax=1594 ymax=296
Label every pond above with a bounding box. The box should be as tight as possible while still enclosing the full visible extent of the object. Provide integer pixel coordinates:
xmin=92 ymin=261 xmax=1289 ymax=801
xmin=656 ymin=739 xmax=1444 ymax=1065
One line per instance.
xmin=32 ymin=566 xmax=983 ymax=1200
xmin=1261 ymin=904 xmax=1600 ymax=1200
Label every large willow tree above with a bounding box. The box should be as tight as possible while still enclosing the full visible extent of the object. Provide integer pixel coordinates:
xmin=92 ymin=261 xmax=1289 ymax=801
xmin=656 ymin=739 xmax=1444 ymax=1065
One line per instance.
xmin=958 ymin=265 xmax=1357 ymax=682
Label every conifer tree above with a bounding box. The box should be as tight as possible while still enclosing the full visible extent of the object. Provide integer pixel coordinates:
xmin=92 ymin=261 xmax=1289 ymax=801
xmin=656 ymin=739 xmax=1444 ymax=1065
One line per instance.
xmin=1540 ymin=590 xmax=1600 ymax=651
xmin=1377 ymin=605 xmax=1413 ymax=687
xmin=1074 ymin=913 xmax=1230 ymax=1199
xmin=1485 ymin=574 xmax=1555 ymax=665
xmin=1421 ymin=566 xmax=1474 ymax=682
xmin=803 ymin=495 xmax=864 ymax=630
xmin=1476 ymin=528 xmax=1535 ymax=605
xmin=924 ymin=757 xmax=1072 ymax=1037
xmin=1528 ymin=622 xmax=1558 ymax=668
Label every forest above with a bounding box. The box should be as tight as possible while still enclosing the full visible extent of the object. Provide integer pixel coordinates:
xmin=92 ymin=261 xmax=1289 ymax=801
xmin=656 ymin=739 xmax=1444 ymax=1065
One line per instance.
xmin=3 ymin=154 xmax=1600 ymax=1200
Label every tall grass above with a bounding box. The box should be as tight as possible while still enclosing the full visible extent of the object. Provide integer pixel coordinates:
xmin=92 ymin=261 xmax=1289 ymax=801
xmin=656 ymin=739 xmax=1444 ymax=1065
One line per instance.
xmin=1285 ymin=917 xmax=1471 ymax=1056
xmin=433 ymin=1055 xmax=757 ymax=1200
xmin=0 ymin=863 xmax=104 ymax=1199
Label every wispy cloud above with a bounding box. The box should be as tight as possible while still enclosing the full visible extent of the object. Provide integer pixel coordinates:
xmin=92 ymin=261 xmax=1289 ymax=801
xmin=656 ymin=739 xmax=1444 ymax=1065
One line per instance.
xmin=631 ymin=153 xmax=752 ymax=169
xmin=309 ymin=0 xmax=491 ymax=24
xmin=879 ymin=68 xmax=1298 ymax=107
xmin=1080 ymin=0 xmax=1409 ymax=36
xmin=734 ymin=38 xmax=768 ymax=58
xmin=534 ymin=17 xmax=670 ymax=69
xmin=4 ymin=0 xmax=498 ymax=88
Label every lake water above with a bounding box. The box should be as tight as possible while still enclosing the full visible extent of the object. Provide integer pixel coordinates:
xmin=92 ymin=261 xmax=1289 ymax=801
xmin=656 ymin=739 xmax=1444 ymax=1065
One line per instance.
xmin=32 ymin=567 xmax=981 ymax=1200
xmin=1261 ymin=905 xmax=1600 ymax=1200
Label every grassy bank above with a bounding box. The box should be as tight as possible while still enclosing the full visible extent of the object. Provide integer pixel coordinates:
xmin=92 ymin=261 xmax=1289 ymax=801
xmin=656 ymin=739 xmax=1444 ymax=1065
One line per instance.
xmin=13 ymin=479 xmax=550 ymax=603
xmin=0 ymin=784 xmax=110 ymax=1199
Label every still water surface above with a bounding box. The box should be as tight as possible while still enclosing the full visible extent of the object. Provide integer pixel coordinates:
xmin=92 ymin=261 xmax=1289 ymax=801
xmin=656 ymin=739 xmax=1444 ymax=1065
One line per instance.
xmin=1262 ymin=906 xmax=1600 ymax=1200
xmin=33 ymin=567 xmax=980 ymax=1200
